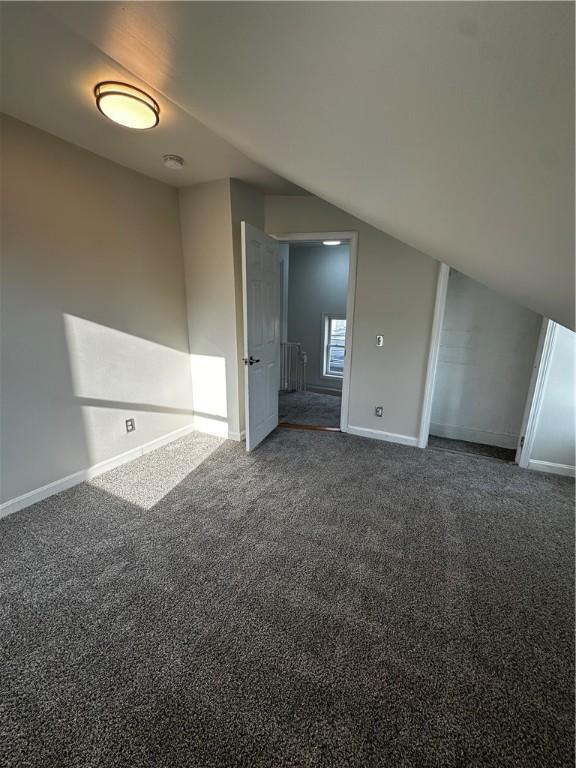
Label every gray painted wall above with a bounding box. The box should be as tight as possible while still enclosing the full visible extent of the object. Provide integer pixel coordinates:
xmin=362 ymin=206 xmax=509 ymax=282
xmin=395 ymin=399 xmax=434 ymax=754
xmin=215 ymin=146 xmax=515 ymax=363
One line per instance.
xmin=179 ymin=180 xmax=238 ymax=439
xmin=430 ymin=270 xmax=541 ymax=448
xmin=179 ymin=178 xmax=265 ymax=438
xmin=1 ymin=116 xmax=193 ymax=503
xmin=287 ymin=244 xmax=349 ymax=391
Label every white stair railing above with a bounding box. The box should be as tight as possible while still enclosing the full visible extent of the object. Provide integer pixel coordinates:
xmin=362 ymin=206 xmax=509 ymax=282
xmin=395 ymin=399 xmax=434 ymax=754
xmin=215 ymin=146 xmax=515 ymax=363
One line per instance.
xmin=280 ymin=342 xmax=307 ymax=392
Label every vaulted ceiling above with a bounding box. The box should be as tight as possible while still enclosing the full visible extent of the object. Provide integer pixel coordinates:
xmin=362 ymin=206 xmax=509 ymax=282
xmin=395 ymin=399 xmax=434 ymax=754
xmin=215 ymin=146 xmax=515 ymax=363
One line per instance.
xmin=0 ymin=3 xmax=301 ymax=193
xmin=3 ymin=2 xmax=574 ymax=328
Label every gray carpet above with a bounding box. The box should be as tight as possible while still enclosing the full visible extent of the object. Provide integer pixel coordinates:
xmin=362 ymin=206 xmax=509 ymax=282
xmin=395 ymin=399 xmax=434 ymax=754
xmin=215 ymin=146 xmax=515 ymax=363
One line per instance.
xmin=1 ymin=429 xmax=574 ymax=767
xmin=279 ymin=391 xmax=341 ymax=427
xmin=428 ymin=435 xmax=517 ymax=463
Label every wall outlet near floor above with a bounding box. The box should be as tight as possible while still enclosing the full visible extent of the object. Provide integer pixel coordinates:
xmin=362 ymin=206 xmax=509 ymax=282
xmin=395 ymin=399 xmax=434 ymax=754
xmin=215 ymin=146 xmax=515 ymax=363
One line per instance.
xmin=374 ymin=406 xmax=383 ymax=417
xmin=125 ymin=418 xmax=135 ymax=433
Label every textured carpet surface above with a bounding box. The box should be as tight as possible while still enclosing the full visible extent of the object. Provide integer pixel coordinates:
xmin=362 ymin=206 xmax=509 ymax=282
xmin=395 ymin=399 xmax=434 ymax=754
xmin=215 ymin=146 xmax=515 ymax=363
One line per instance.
xmin=1 ymin=429 xmax=574 ymax=768
xmin=279 ymin=391 xmax=341 ymax=427
xmin=428 ymin=435 xmax=517 ymax=462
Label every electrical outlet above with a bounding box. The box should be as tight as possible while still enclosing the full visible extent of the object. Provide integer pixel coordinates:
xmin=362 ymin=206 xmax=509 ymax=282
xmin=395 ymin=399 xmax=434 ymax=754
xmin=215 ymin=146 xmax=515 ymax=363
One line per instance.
xmin=375 ymin=406 xmax=383 ymax=417
xmin=126 ymin=418 xmax=135 ymax=433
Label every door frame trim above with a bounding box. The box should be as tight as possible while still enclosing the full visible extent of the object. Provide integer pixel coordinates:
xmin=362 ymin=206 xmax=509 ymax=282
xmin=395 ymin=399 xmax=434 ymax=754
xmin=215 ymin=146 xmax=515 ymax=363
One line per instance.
xmin=417 ymin=262 xmax=450 ymax=448
xmin=515 ymin=318 xmax=557 ymax=468
xmin=417 ymin=263 xmax=555 ymax=469
xmin=271 ymin=231 xmax=358 ymax=433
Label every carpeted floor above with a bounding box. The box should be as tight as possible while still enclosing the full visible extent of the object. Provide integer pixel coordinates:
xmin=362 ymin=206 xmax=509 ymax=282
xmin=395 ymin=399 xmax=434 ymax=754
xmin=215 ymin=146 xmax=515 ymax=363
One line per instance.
xmin=428 ymin=435 xmax=517 ymax=462
xmin=1 ymin=429 xmax=574 ymax=767
xmin=279 ymin=391 xmax=341 ymax=427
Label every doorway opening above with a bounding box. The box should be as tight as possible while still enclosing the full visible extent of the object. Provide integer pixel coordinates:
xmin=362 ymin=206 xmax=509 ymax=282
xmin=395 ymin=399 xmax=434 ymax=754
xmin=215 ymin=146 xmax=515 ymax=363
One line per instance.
xmin=276 ymin=235 xmax=355 ymax=432
xmin=241 ymin=224 xmax=357 ymax=451
xmin=420 ymin=266 xmax=542 ymax=462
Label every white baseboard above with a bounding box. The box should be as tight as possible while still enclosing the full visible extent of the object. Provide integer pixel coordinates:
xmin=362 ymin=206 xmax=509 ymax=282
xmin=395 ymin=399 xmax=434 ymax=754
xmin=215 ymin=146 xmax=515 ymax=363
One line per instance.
xmin=1 ymin=415 xmax=247 ymax=520
xmin=0 ymin=422 xmax=197 ymax=520
xmin=346 ymin=425 xmax=419 ymax=447
xmin=527 ymin=459 xmax=575 ymax=478
xmin=429 ymin=423 xmax=517 ymax=449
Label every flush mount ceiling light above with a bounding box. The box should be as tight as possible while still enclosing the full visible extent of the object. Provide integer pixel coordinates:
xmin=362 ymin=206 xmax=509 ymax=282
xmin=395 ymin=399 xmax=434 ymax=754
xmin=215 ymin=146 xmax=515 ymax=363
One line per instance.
xmin=163 ymin=154 xmax=185 ymax=170
xmin=323 ymin=240 xmax=342 ymax=246
xmin=94 ymin=82 xmax=159 ymax=130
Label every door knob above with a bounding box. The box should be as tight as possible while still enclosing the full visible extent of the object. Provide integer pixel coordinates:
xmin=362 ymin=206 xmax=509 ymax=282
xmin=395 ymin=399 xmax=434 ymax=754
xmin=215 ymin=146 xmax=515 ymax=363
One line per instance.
xmin=244 ymin=356 xmax=261 ymax=365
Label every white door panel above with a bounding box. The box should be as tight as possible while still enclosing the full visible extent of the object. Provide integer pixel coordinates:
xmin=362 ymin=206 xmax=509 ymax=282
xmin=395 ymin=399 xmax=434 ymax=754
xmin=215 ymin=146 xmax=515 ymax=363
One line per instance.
xmin=242 ymin=222 xmax=280 ymax=451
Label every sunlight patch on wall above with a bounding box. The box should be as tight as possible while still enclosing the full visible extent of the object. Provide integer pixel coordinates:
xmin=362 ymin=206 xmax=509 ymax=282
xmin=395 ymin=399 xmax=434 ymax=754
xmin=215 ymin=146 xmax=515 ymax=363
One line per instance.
xmin=63 ymin=313 xmax=194 ymax=464
xmin=64 ymin=314 xmax=193 ymax=408
xmin=190 ymin=353 xmax=228 ymax=419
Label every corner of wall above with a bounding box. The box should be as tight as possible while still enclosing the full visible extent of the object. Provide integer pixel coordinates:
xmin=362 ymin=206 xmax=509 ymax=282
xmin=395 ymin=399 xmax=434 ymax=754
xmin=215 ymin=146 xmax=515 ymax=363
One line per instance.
xmin=178 ymin=178 xmax=266 ymax=439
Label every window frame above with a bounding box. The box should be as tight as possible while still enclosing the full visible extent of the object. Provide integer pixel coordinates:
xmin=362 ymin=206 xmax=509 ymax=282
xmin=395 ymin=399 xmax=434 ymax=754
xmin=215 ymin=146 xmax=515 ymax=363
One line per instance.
xmin=322 ymin=314 xmax=346 ymax=380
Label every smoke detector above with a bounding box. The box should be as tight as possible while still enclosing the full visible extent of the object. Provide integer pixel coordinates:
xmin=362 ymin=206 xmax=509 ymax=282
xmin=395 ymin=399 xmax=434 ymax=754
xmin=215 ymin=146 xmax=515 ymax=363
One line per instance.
xmin=162 ymin=154 xmax=184 ymax=170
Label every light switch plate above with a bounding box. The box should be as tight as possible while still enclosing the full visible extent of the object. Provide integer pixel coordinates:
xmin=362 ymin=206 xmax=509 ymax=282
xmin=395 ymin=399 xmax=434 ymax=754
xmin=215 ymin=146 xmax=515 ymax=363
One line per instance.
xmin=376 ymin=335 xmax=384 ymax=347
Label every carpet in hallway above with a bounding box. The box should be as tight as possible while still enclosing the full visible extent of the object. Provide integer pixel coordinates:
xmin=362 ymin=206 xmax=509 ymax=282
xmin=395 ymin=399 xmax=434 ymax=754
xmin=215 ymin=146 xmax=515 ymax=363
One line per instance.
xmin=279 ymin=390 xmax=341 ymax=427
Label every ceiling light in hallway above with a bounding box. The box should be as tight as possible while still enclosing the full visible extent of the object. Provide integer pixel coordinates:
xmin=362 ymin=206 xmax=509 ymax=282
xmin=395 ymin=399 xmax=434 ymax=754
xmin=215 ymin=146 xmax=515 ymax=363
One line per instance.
xmin=94 ymin=82 xmax=159 ymax=129
xmin=323 ymin=240 xmax=342 ymax=246
xmin=163 ymin=154 xmax=185 ymax=170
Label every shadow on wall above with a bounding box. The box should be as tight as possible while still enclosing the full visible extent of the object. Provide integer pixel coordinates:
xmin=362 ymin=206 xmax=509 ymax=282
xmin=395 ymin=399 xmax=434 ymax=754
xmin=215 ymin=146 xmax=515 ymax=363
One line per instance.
xmin=63 ymin=313 xmax=196 ymax=468
xmin=64 ymin=315 xmax=232 ymax=461
xmin=0 ymin=309 xmax=230 ymax=504
xmin=0 ymin=115 xmax=209 ymax=505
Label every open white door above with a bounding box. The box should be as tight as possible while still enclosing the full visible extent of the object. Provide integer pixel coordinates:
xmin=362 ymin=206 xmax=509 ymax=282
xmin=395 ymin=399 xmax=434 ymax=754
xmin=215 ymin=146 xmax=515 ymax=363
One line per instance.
xmin=241 ymin=221 xmax=280 ymax=451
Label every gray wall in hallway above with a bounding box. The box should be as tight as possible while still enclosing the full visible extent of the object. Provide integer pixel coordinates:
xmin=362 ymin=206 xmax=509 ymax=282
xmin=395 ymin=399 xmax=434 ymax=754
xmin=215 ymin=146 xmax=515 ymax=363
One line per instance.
xmin=287 ymin=244 xmax=349 ymax=391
